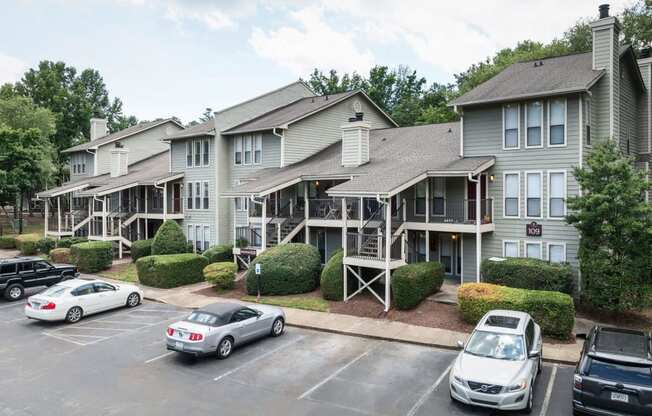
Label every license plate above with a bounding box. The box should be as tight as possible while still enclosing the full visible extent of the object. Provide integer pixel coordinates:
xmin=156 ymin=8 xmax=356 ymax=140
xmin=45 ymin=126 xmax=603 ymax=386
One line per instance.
xmin=175 ymin=341 xmax=184 ymax=351
xmin=32 ymin=303 xmax=40 ymax=309
xmin=611 ymin=392 xmax=628 ymax=403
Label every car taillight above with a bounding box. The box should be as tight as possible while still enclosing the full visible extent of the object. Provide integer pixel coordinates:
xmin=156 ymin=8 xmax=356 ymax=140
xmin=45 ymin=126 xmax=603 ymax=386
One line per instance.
xmin=166 ymin=328 xmax=175 ymax=336
xmin=41 ymin=302 xmax=56 ymax=310
xmin=189 ymin=333 xmax=203 ymax=341
xmin=574 ymin=374 xmax=583 ymax=390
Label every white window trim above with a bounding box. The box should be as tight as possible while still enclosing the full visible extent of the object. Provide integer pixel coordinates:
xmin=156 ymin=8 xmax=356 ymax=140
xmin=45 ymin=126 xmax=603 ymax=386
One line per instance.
xmin=234 ymin=136 xmax=243 ymax=166
xmin=430 ymin=177 xmax=447 ymax=217
xmin=525 ymin=101 xmax=544 ymax=149
xmin=546 ymin=241 xmax=567 ymax=263
xmin=203 ymin=225 xmax=211 ymax=251
xmin=502 ymin=103 xmax=521 ymax=150
xmin=524 ymin=240 xmax=543 ymax=259
xmin=253 ymin=134 xmax=263 ymax=165
xmin=547 ymin=169 xmax=567 ymax=220
xmin=547 ymin=97 xmax=568 ymax=148
xmin=202 ymin=139 xmax=210 ymax=167
xmin=202 ymin=180 xmax=209 ymax=210
xmin=414 ymin=182 xmax=427 ymax=217
xmin=502 ymin=239 xmax=520 ymax=258
xmin=524 ymin=170 xmax=543 ymax=219
xmin=243 ymin=135 xmax=253 ymax=166
xmin=503 ymin=171 xmax=521 ymax=218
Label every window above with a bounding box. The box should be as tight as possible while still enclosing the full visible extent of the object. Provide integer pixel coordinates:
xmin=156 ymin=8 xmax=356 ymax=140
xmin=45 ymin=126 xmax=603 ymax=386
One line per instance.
xmin=81 ymin=161 xmax=85 ymax=173
xmin=548 ymin=171 xmax=566 ymax=218
xmin=234 ymin=136 xmax=243 ymax=165
xmin=0 ymin=264 xmax=16 ymax=274
xmin=194 ymin=140 xmax=201 ymax=166
xmin=503 ymin=173 xmax=520 ymax=217
xmin=231 ymin=308 xmax=258 ymax=322
xmin=244 ymin=135 xmax=252 ymax=165
xmin=549 ymin=98 xmax=566 ymax=146
xmin=526 ymin=101 xmax=542 ymax=147
xmin=525 ymin=242 xmax=542 ymax=259
xmin=503 ymin=240 xmax=519 ymax=257
xmin=586 ymin=98 xmax=592 ymax=146
xmin=195 ymin=225 xmax=201 ymax=252
xmin=525 ymin=320 xmax=535 ymax=351
xmin=186 ymin=141 xmax=193 ymax=167
xmin=186 ymin=182 xmax=193 ymax=209
xmin=187 ymin=225 xmax=194 ymax=248
xmin=254 ymin=134 xmax=262 ymax=164
xmin=548 ymin=243 xmax=566 ymax=263
xmin=503 ymin=104 xmax=519 ymax=149
xmin=194 ymin=182 xmax=201 ymax=209
xmin=34 ymin=261 xmax=50 ymax=271
xmin=415 ymin=182 xmax=426 ymax=215
xmin=18 ymin=262 xmax=33 ymax=273
xmin=203 ymin=139 xmax=210 ymax=166
xmin=94 ymin=282 xmax=115 ymax=292
xmin=203 ymin=181 xmax=209 ymax=209
xmin=235 ymin=197 xmax=248 ymax=211
xmin=431 ymin=177 xmax=445 ymax=216
xmin=526 ymin=172 xmax=542 ymax=218
xmin=73 ymin=164 xmax=77 ymax=174
xmin=72 ymin=284 xmax=95 ymax=296
xmin=203 ymin=226 xmax=210 ymax=252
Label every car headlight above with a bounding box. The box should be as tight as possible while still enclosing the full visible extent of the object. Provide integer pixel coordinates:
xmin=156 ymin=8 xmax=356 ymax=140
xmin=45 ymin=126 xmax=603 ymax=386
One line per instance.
xmin=453 ymin=375 xmax=465 ymax=385
xmin=507 ymin=379 xmax=528 ymax=392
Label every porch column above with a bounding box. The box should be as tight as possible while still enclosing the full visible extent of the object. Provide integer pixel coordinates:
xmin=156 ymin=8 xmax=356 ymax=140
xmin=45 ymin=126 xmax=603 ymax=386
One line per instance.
xmin=425 ymin=231 xmax=430 ymax=262
xmin=144 ymin=187 xmax=148 ymax=240
xmin=102 ymin=196 xmax=107 ymax=238
xmin=70 ymin=193 xmax=75 ymax=235
xmin=359 ymin=197 xmax=364 ymax=228
xmin=163 ymin=183 xmax=168 ymax=220
xmin=44 ymin=199 xmax=49 ymax=238
xmin=57 ymin=196 xmax=62 ymax=235
xmin=304 ymin=184 xmax=309 ymax=244
xmin=475 ymin=176 xmax=482 ymax=283
xmin=343 ymin=198 xmax=348 ymax=302
xmin=261 ymin=197 xmax=267 ymax=251
xmin=425 ymin=178 xmax=430 ymax=224
xmin=136 ymin=187 xmax=140 ymax=239
xmin=384 ymin=198 xmax=392 ymax=312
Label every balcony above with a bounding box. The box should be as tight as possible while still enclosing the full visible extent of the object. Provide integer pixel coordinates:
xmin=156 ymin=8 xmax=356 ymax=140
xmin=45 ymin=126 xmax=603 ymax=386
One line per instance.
xmin=410 ymin=198 xmax=493 ymax=225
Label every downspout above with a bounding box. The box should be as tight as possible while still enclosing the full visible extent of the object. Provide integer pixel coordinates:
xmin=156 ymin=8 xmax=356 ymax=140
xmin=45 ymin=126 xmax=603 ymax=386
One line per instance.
xmin=468 ymin=173 xmax=481 ymax=283
xmin=273 ymin=127 xmax=285 ymax=167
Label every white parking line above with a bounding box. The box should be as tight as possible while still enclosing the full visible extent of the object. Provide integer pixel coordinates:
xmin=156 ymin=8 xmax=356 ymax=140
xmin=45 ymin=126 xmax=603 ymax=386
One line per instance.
xmin=0 ymin=302 xmax=24 ymax=310
xmin=298 ymin=346 xmax=375 ymax=400
xmin=405 ymin=362 xmax=454 ymax=416
xmin=539 ymin=364 xmax=558 ymax=416
xmin=145 ymin=351 xmax=175 ymax=364
xmin=213 ymin=336 xmax=306 ymax=382
xmin=41 ymin=331 xmax=87 ymax=346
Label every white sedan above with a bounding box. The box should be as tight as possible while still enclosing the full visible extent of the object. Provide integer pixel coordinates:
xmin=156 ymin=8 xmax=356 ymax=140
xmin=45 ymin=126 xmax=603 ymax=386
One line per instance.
xmin=25 ymin=278 xmax=143 ymax=323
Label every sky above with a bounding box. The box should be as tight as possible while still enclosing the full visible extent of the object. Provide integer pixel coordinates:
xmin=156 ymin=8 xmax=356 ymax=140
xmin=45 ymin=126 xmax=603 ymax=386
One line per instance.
xmin=0 ymin=0 xmax=633 ymax=124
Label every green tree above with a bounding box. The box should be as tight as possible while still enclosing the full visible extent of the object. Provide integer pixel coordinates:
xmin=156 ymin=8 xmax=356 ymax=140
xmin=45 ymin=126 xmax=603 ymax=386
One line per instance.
xmin=623 ymin=0 xmax=652 ymax=50
xmin=199 ymin=107 xmax=214 ymax=122
xmin=566 ymin=141 xmax=652 ymax=312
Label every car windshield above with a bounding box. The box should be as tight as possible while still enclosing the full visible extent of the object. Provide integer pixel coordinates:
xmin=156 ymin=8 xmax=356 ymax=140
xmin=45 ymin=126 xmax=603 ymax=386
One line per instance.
xmin=186 ymin=312 xmax=224 ymax=326
xmin=40 ymin=285 xmax=68 ymax=298
xmin=465 ymin=330 xmax=525 ymax=361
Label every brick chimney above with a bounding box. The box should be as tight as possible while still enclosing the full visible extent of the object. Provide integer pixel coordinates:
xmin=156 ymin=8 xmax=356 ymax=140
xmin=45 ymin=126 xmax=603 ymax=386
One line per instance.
xmin=90 ymin=118 xmax=108 ymax=141
xmin=341 ymin=118 xmax=370 ymax=167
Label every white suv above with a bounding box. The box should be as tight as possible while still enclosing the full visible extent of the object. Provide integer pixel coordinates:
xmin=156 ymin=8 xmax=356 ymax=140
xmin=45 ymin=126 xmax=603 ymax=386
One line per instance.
xmin=449 ymin=310 xmax=543 ymax=413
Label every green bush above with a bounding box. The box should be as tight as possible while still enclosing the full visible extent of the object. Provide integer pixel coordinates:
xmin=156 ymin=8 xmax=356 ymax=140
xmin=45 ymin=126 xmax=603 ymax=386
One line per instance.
xmin=204 ymin=262 xmax=237 ymax=290
xmin=15 ymin=234 xmax=40 ymax=255
xmin=458 ymin=283 xmax=575 ymax=339
xmin=321 ymin=249 xmax=343 ymax=301
xmin=0 ymin=235 xmax=16 ymax=249
xmin=392 ymin=262 xmax=445 ymax=309
xmin=151 ymin=220 xmax=187 ymax=255
xmin=131 ymin=239 xmax=153 ymax=262
xmin=70 ymin=241 xmax=113 ymax=273
xmin=481 ymin=257 xmax=573 ymax=294
xmin=50 ymin=248 xmax=72 ymax=264
xmin=204 ymin=244 xmax=233 ymax=264
xmin=57 ymin=237 xmax=88 ymax=248
xmin=245 ymin=243 xmax=321 ymax=296
xmin=38 ymin=238 xmax=56 ymax=255
xmin=136 ymin=253 xmax=208 ymax=288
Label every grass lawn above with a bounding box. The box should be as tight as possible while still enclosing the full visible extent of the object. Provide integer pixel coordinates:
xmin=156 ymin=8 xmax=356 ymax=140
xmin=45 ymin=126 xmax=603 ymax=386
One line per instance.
xmin=98 ymin=263 xmax=138 ymax=283
xmin=241 ymin=295 xmax=329 ymax=312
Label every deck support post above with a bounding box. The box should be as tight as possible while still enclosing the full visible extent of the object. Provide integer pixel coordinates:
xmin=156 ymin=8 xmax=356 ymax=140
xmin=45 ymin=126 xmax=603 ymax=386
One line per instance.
xmin=44 ymin=199 xmax=49 ymax=238
xmin=384 ymin=197 xmax=392 ymax=312
xmin=57 ymin=196 xmax=62 ymax=235
xmin=102 ymin=196 xmax=107 ymax=238
xmin=261 ymin=197 xmax=267 ymax=251
xmin=425 ymin=231 xmax=430 ymax=262
xmin=342 ymin=197 xmax=348 ymax=302
xmin=163 ymin=182 xmax=168 ymax=220
xmin=144 ymin=187 xmax=148 ymax=240
xmin=475 ymin=176 xmax=482 ymax=283
xmin=304 ymin=184 xmax=309 ymax=244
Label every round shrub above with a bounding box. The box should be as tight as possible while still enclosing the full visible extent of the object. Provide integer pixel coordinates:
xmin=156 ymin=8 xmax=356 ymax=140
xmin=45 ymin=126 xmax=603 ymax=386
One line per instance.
xmin=321 ymin=249 xmax=343 ymax=301
xmin=245 ymin=243 xmax=321 ymax=296
xmin=151 ymin=220 xmax=187 ymax=255
xmin=136 ymin=253 xmax=209 ymax=288
xmin=204 ymin=244 xmax=233 ymax=264
xmin=38 ymin=237 xmax=56 ymax=255
xmin=50 ymin=248 xmax=72 ymax=264
xmin=458 ymin=283 xmax=575 ymax=339
xmin=481 ymin=257 xmax=573 ymax=294
xmin=0 ymin=235 xmax=16 ymax=249
xmin=15 ymin=234 xmax=40 ymax=255
xmin=57 ymin=237 xmax=88 ymax=248
xmin=391 ymin=262 xmax=445 ymax=309
xmin=70 ymin=241 xmax=113 ymax=273
xmin=131 ymin=239 xmax=153 ymax=262
xmin=204 ymin=262 xmax=237 ymax=290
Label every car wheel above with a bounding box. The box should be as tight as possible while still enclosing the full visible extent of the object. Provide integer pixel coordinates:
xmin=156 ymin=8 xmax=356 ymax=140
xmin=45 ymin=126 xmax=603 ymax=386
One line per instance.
xmin=61 ymin=273 xmax=74 ymax=281
xmin=126 ymin=292 xmax=141 ymax=307
xmin=65 ymin=306 xmax=83 ymax=323
xmin=271 ymin=317 xmax=284 ymax=337
xmin=523 ymin=386 xmax=533 ymax=414
xmin=4 ymin=283 xmax=24 ymax=301
xmin=217 ymin=337 xmax=233 ymax=359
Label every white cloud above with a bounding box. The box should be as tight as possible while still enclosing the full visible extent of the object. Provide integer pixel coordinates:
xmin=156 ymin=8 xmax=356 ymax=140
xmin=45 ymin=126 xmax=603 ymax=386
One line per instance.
xmin=0 ymin=52 xmax=27 ymax=85
xmin=249 ymin=6 xmax=375 ymax=76
xmin=164 ymin=0 xmax=236 ymax=30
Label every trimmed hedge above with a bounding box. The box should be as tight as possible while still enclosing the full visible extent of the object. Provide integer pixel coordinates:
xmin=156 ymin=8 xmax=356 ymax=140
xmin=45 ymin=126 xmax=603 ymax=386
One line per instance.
xmin=50 ymin=248 xmax=72 ymax=264
xmin=321 ymin=249 xmax=344 ymax=301
xmin=131 ymin=239 xmax=153 ymax=262
xmin=245 ymin=243 xmax=321 ymax=296
xmin=204 ymin=262 xmax=237 ymax=290
xmin=70 ymin=241 xmax=113 ymax=273
xmin=15 ymin=234 xmax=40 ymax=255
xmin=481 ymin=257 xmax=573 ymax=294
xmin=136 ymin=253 xmax=208 ymax=288
xmin=204 ymin=244 xmax=233 ymax=264
xmin=38 ymin=238 xmax=56 ymax=255
xmin=0 ymin=235 xmax=16 ymax=249
xmin=151 ymin=220 xmax=187 ymax=255
xmin=392 ymin=262 xmax=445 ymax=309
xmin=57 ymin=237 xmax=88 ymax=248
xmin=458 ymin=283 xmax=575 ymax=339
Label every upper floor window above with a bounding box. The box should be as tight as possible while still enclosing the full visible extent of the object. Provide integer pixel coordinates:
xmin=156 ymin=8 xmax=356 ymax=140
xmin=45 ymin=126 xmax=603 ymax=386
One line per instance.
xmin=526 ymin=101 xmax=542 ymax=148
xmin=81 ymin=161 xmax=85 ymax=173
xmin=525 ymin=172 xmax=542 ymax=218
xmin=503 ymin=172 xmax=520 ymax=217
xmin=244 ymin=135 xmax=252 ymax=164
xmin=73 ymin=163 xmax=77 ymax=174
xmin=194 ymin=140 xmax=201 ymax=166
xmin=186 ymin=182 xmax=193 ymax=209
xmin=203 ymin=139 xmax=209 ymax=166
xmin=585 ymin=97 xmax=592 ymax=146
xmin=194 ymin=182 xmax=201 ymax=209
xmin=254 ymin=135 xmax=262 ymax=164
xmin=186 ymin=141 xmax=193 ymax=167
xmin=415 ymin=182 xmax=426 ymax=216
xmin=203 ymin=182 xmax=209 ymax=209
xmin=186 ymin=139 xmax=209 ymax=168
xmin=503 ymin=104 xmax=519 ymax=149
xmin=549 ymin=98 xmax=566 ymax=146
xmin=235 ymin=137 xmax=243 ymax=165
xmin=548 ymin=171 xmax=566 ymax=219
xmin=235 ymin=197 xmax=249 ymax=211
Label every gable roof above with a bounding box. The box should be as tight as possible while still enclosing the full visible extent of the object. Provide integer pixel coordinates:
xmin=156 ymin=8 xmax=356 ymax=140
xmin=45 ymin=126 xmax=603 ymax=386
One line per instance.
xmin=221 ymin=90 xmax=398 ymax=135
xmin=62 ymin=118 xmax=183 ymax=153
xmin=620 ymin=44 xmax=647 ymax=91
xmin=222 ymin=122 xmax=493 ymax=198
xmin=451 ymin=52 xmax=605 ymax=107
xmin=166 ymin=119 xmax=215 ymax=140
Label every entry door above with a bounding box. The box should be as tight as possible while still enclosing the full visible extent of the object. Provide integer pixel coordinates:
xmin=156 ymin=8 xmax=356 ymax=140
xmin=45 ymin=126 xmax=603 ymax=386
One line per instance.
xmin=467 ymin=175 xmax=487 ymax=221
xmin=440 ymin=236 xmax=453 ymax=275
xmin=173 ymin=184 xmax=181 ymax=213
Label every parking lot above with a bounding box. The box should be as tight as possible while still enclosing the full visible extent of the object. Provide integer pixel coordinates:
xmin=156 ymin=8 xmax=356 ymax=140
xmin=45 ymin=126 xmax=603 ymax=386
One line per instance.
xmin=0 ymin=295 xmax=575 ymax=416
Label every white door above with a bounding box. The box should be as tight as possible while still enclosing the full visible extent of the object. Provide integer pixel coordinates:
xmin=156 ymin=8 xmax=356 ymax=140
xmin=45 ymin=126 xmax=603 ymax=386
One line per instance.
xmin=71 ymin=283 xmax=103 ymax=314
xmin=93 ymin=282 xmax=122 ymax=309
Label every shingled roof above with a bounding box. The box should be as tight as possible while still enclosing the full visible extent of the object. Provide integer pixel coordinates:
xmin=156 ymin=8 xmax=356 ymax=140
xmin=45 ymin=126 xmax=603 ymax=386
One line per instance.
xmin=166 ymin=119 xmax=215 ymax=140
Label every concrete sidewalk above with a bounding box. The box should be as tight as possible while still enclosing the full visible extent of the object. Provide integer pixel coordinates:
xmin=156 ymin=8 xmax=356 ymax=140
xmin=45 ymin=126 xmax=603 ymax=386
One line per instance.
xmin=98 ymin=276 xmax=582 ymax=365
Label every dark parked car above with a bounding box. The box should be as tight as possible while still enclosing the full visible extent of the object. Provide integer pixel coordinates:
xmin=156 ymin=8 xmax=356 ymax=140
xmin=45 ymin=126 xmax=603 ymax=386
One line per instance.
xmin=573 ymin=326 xmax=652 ymax=415
xmin=0 ymin=257 xmax=79 ymax=301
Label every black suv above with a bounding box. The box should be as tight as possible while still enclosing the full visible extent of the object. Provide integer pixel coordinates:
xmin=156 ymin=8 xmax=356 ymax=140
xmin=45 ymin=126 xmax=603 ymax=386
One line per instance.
xmin=573 ymin=326 xmax=652 ymax=415
xmin=0 ymin=257 xmax=79 ymax=301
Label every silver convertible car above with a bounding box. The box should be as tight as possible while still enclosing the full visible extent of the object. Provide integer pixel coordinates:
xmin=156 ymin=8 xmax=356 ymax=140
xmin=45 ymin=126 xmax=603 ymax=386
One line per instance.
xmin=166 ymin=302 xmax=286 ymax=359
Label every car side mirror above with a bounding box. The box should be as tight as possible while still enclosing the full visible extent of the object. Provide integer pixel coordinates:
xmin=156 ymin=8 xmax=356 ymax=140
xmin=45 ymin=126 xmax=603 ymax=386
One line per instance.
xmin=456 ymin=340 xmax=464 ymax=349
xmin=528 ymin=349 xmax=540 ymax=358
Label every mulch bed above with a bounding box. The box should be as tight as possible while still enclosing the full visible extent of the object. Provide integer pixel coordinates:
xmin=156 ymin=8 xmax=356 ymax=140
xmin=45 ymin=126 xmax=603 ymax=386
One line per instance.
xmin=576 ymin=306 xmax=652 ymax=331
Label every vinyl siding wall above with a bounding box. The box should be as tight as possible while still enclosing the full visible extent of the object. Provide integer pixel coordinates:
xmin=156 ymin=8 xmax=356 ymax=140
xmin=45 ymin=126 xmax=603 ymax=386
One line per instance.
xmin=619 ymin=62 xmax=642 ymax=155
xmin=592 ymin=25 xmax=620 ymax=143
xmin=637 ymin=61 xmax=651 ymax=154
xmin=68 ymin=151 xmax=95 ymax=181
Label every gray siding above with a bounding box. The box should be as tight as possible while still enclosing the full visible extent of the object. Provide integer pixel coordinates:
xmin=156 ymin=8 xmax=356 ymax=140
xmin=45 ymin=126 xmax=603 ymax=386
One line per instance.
xmin=68 ymin=151 xmax=95 ymax=180
xmin=592 ymin=25 xmax=620 ymax=143
xmin=620 ymin=61 xmax=642 ymax=155
xmin=637 ymin=61 xmax=651 ymax=154
xmin=229 ymin=132 xmax=282 ymax=185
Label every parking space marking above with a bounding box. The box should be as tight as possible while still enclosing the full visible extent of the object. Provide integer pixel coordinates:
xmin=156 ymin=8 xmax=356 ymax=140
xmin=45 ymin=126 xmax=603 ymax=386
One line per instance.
xmin=145 ymin=351 xmax=175 ymax=364
xmin=405 ymin=361 xmax=453 ymax=416
xmin=0 ymin=302 xmax=25 ymax=310
xmin=40 ymin=331 xmax=87 ymax=346
xmin=213 ymin=335 xmax=306 ymax=382
xmin=539 ymin=364 xmax=558 ymax=416
xmin=298 ymin=346 xmax=375 ymax=400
